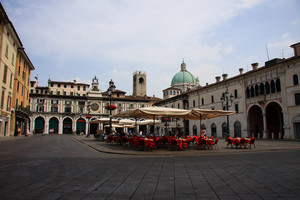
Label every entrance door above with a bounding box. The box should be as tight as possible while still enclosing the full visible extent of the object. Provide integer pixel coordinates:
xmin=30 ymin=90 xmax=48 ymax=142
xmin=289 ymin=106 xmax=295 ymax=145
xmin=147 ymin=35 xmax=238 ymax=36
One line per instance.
xmin=34 ymin=117 xmax=45 ymax=134
xmin=63 ymin=118 xmax=73 ymax=134
xmin=49 ymin=117 xmax=59 ymax=134
xmin=266 ymin=102 xmax=283 ymax=139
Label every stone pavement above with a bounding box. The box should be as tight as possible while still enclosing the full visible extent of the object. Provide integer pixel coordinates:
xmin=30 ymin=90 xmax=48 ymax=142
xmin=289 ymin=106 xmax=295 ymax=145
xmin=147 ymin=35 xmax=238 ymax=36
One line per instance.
xmin=1 ymin=134 xmax=300 ymax=200
xmin=72 ymin=135 xmax=300 ymax=156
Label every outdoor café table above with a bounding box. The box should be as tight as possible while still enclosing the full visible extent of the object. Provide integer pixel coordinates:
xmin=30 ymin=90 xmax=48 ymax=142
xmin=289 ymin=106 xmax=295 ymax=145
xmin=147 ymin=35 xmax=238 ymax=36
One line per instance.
xmin=176 ymin=138 xmax=188 ymax=150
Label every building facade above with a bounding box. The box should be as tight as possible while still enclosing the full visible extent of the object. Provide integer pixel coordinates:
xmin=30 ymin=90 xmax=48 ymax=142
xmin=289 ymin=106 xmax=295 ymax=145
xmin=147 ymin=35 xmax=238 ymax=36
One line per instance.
xmin=154 ymin=42 xmax=300 ymax=140
xmin=29 ymin=73 xmax=161 ymax=135
xmin=10 ymin=48 xmax=35 ymax=136
xmin=0 ymin=3 xmax=27 ymax=137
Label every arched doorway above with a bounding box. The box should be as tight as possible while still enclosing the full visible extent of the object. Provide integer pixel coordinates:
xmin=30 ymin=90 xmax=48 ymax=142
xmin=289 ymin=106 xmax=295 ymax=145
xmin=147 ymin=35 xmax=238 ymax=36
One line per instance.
xmin=265 ymin=102 xmax=283 ymax=139
xmin=248 ymin=105 xmax=263 ymax=138
xmin=63 ymin=118 xmax=73 ymax=134
xmin=222 ymin=123 xmax=227 ymax=138
xmin=34 ymin=117 xmax=45 ymax=134
xmin=76 ymin=118 xmax=86 ymax=134
xmin=192 ymin=125 xmax=197 ymax=136
xmin=49 ymin=117 xmax=59 ymax=134
xmin=234 ymin=121 xmax=242 ymax=138
xmin=211 ymin=123 xmax=217 ymax=138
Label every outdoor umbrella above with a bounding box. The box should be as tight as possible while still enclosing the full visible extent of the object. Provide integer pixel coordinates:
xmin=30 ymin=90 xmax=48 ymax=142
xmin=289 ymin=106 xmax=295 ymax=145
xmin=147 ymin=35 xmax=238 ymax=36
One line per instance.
xmin=111 ymin=107 xmax=192 ymax=134
xmin=186 ymin=109 xmax=236 ymax=135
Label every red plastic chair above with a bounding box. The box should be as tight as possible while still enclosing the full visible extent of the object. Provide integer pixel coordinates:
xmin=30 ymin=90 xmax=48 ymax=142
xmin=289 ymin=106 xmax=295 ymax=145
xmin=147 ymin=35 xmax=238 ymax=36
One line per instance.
xmin=211 ymin=138 xmax=219 ymax=150
xmin=226 ymin=137 xmax=233 ymax=148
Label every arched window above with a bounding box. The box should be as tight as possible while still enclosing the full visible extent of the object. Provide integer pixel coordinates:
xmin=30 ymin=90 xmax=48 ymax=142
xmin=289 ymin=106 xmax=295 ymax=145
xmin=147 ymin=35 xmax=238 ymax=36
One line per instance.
xmin=246 ymin=87 xmax=250 ymax=98
xmin=222 ymin=123 xmax=228 ymax=138
xmin=276 ymin=78 xmax=281 ymax=92
xmin=234 ymin=121 xmax=242 ymax=138
xmin=265 ymin=81 xmax=270 ymax=94
xmin=260 ymin=83 xmax=265 ymax=95
xmin=255 ymin=84 xmax=259 ymax=96
xmin=193 ymin=125 xmax=197 ymax=136
xmin=293 ymin=74 xmax=298 ymax=85
xmin=271 ymin=80 xmax=276 ymax=93
xmin=211 ymin=123 xmax=217 ymax=138
xmin=250 ymin=86 xmax=255 ymax=98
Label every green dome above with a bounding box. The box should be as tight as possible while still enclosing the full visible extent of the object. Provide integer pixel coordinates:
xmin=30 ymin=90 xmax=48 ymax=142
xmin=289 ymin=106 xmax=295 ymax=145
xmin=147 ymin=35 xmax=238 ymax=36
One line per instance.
xmin=171 ymin=62 xmax=196 ymax=86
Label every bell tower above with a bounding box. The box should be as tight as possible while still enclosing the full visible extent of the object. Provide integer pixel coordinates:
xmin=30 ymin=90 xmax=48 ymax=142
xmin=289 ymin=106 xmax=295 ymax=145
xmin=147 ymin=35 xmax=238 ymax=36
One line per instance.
xmin=133 ymin=71 xmax=146 ymax=96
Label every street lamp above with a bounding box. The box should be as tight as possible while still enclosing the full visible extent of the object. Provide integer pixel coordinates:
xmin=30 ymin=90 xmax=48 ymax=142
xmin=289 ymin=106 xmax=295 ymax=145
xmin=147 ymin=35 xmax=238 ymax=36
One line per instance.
xmin=108 ymin=79 xmax=116 ymax=135
xmin=220 ymin=86 xmax=234 ymax=138
xmin=86 ymin=102 xmax=91 ymax=137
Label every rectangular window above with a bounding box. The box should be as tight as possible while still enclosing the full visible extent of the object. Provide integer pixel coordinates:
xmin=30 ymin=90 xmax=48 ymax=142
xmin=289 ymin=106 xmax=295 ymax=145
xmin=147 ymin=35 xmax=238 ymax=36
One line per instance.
xmin=211 ymin=96 xmax=214 ymax=103
xmin=57 ymin=91 xmax=60 ymax=95
xmin=193 ymin=100 xmax=195 ymax=107
xmin=50 ymin=83 xmax=53 ymax=87
xmin=235 ymin=104 xmax=239 ymax=113
xmin=295 ymin=93 xmax=300 ymax=106
xmin=21 ymin=85 xmax=24 ymax=96
xmin=17 ymin=82 xmax=20 ymax=92
xmin=3 ymin=65 xmax=8 ymax=83
xmin=1 ymin=90 xmax=5 ymax=109
xmin=35 ymin=89 xmax=39 ymax=94
xmin=30 ymin=89 xmax=33 ymax=93
xmin=57 ymin=84 xmax=61 ymax=87
xmin=11 ymin=53 xmax=14 ymax=65
xmin=64 ymin=84 xmax=67 ymax=88
xmin=50 ymin=91 xmax=53 ymax=95
xmin=77 ymin=86 xmax=80 ymax=90
xmin=51 ymin=100 xmax=58 ymax=104
xmin=70 ymin=92 xmax=73 ymax=96
xmin=83 ymin=86 xmax=86 ymax=91
xmin=78 ymin=101 xmax=85 ymax=106
xmin=71 ymin=85 xmax=73 ymax=88
xmin=6 ymin=96 xmax=11 ymax=111
xmin=201 ymin=98 xmax=204 ymax=105
xmin=178 ymin=104 xmax=180 ymax=109
xmin=66 ymin=100 xmax=72 ymax=105
xmin=5 ymin=44 xmax=8 ymax=57
xmin=63 ymin=91 xmax=66 ymax=95
xmin=9 ymin=73 xmax=12 ymax=88
xmin=65 ymin=107 xmax=71 ymax=113
xmin=51 ymin=107 xmax=58 ymax=112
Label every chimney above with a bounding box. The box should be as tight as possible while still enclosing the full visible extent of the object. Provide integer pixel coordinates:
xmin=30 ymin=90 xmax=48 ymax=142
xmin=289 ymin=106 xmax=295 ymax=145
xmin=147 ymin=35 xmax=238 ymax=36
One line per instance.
xmin=239 ymin=68 xmax=243 ymax=75
xmin=251 ymin=63 xmax=258 ymax=70
xmin=222 ymin=74 xmax=228 ymax=81
xmin=206 ymin=83 xmax=208 ymax=86
xmin=74 ymin=79 xmax=77 ymax=83
xmin=290 ymin=42 xmax=300 ymax=57
xmin=215 ymin=76 xmax=221 ymax=83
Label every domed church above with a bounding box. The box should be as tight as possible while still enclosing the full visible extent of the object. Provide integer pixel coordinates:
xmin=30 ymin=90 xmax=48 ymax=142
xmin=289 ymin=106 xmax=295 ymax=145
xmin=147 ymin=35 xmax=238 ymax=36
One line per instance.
xmin=163 ymin=60 xmax=199 ymax=99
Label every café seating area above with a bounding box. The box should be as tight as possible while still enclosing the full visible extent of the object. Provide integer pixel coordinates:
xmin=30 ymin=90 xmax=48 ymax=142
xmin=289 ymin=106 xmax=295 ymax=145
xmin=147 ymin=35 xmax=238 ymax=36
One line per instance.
xmin=226 ymin=136 xmax=256 ymax=149
xmin=105 ymin=135 xmax=220 ymax=151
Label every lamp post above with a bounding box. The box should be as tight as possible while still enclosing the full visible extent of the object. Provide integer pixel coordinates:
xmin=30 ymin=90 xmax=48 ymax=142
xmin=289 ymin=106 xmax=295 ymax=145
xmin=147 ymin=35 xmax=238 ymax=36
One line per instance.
xmin=220 ymin=87 xmax=234 ymax=138
xmin=86 ymin=102 xmax=91 ymax=137
xmin=108 ymin=79 xmax=116 ymax=135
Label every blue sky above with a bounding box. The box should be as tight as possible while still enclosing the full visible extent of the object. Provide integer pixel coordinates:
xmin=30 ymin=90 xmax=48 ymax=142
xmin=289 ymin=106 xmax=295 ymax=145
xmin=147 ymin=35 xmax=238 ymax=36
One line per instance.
xmin=1 ymin=0 xmax=299 ymax=98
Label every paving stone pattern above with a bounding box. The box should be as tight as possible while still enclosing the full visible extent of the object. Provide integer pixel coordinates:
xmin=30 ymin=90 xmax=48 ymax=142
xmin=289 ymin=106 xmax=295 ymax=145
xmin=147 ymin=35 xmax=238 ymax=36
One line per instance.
xmin=0 ymin=135 xmax=300 ymax=200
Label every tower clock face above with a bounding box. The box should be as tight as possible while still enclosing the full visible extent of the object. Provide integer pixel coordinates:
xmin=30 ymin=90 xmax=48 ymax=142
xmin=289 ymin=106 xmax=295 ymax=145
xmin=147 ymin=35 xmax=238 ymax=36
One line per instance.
xmin=91 ymin=103 xmax=99 ymax=111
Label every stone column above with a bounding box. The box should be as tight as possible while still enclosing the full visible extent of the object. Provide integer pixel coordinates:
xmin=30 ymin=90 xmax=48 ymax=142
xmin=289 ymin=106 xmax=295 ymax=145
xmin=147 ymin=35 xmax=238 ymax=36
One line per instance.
xmin=263 ymin=113 xmax=268 ymax=139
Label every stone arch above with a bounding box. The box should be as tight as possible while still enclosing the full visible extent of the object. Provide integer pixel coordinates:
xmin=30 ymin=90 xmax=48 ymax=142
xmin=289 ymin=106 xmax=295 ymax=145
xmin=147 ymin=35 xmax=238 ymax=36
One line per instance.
xmin=63 ymin=117 xmax=73 ymax=134
xmin=34 ymin=116 xmax=45 ymax=134
xmin=49 ymin=116 xmax=59 ymax=134
xmin=265 ymin=81 xmax=270 ymax=94
xmin=265 ymin=101 xmax=284 ymax=139
xmin=271 ymin=80 xmax=276 ymax=93
xmin=260 ymin=83 xmax=265 ymax=95
xmin=276 ymin=78 xmax=281 ymax=92
xmin=234 ymin=121 xmax=242 ymax=138
xmin=211 ymin=123 xmax=217 ymax=138
xmin=248 ymin=104 xmax=263 ymax=138
xmin=222 ymin=123 xmax=227 ymax=138
xmin=76 ymin=118 xmax=86 ymax=134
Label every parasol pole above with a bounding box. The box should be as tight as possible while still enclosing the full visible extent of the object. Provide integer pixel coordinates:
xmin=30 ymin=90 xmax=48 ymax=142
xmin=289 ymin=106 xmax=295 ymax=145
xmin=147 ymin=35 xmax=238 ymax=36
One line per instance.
xmin=153 ymin=115 xmax=156 ymax=136
xmin=135 ymin=117 xmax=138 ymax=135
xmin=199 ymin=114 xmax=202 ymax=136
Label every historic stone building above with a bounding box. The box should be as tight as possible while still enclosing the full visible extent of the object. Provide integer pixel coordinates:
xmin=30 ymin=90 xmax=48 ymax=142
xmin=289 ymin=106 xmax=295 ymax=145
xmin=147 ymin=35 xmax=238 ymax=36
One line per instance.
xmin=0 ymin=3 xmax=34 ymax=137
xmin=29 ymin=73 xmax=161 ymax=135
xmin=154 ymin=42 xmax=300 ymax=140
